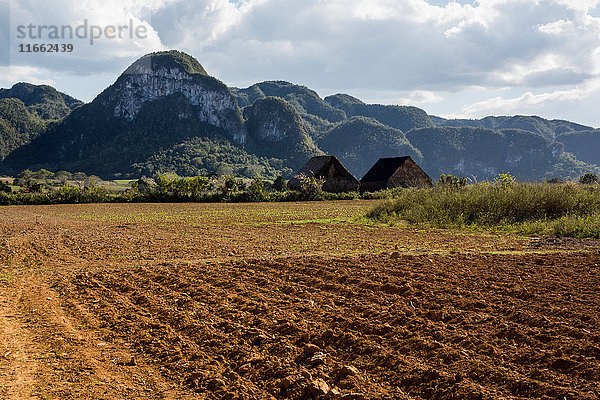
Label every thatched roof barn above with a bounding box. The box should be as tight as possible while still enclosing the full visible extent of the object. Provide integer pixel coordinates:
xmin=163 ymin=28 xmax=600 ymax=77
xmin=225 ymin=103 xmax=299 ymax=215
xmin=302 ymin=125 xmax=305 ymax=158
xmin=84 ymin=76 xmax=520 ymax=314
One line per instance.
xmin=360 ymin=156 xmax=432 ymax=193
xmin=288 ymin=155 xmax=359 ymax=193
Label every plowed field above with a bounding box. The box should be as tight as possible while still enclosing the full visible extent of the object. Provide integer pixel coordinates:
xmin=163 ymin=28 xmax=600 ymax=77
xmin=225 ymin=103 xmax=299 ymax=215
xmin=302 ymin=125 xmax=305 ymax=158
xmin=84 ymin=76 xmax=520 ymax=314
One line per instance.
xmin=1 ymin=202 xmax=599 ymax=399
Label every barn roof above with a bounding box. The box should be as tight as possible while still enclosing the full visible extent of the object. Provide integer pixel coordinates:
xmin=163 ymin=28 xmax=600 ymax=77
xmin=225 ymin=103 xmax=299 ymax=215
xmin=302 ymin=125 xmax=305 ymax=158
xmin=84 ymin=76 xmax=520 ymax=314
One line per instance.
xmin=295 ymin=155 xmax=340 ymax=177
xmin=361 ymin=156 xmax=413 ymax=182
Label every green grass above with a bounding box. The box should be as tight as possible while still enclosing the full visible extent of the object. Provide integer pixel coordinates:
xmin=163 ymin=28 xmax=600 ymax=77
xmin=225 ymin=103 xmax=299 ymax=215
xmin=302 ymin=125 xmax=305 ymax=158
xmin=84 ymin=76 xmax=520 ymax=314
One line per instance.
xmin=367 ymin=183 xmax=600 ymax=238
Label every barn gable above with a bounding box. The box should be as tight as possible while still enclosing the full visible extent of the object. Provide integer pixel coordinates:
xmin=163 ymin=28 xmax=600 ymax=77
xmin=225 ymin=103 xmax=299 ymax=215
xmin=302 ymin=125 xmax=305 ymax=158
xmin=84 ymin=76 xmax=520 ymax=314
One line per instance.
xmin=360 ymin=156 xmax=432 ymax=192
xmin=288 ymin=155 xmax=360 ymax=193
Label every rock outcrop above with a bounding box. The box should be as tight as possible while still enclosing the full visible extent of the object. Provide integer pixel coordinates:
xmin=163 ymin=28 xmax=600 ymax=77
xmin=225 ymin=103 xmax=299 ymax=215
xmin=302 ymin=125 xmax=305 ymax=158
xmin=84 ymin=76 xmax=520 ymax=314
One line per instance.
xmin=102 ymin=51 xmax=246 ymax=143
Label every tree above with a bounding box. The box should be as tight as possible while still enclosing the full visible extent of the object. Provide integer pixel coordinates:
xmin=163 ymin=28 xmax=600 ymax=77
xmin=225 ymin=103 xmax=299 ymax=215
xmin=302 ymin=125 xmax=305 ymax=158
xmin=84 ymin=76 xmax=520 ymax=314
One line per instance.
xmin=85 ymin=175 xmax=103 ymax=187
xmin=33 ymin=169 xmax=54 ymax=184
xmin=0 ymin=180 xmax=11 ymax=193
xmin=55 ymin=171 xmax=72 ymax=185
xmin=221 ymin=175 xmax=237 ymax=196
xmin=579 ymin=173 xmax=599 ymax=185
xmin=15 ymin=169 xmax=34 ymax=188
xmin=132 ymin=177 xmax=156 ymax=194
xmin=73 ymin=172 xmax=88 ymax=187
xmin=249 ymin=176 xmax=264 ymax=198
xmin=273 ymin=176 xmax=287 ymax=192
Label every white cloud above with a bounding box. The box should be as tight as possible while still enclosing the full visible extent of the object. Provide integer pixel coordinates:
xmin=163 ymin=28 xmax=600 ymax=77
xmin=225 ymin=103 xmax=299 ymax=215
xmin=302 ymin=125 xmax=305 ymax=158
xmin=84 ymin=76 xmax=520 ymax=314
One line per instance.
xmin=0 ymin=65 xmax=54 ymax=86
xmin=398 ymin=90 xmax=444 ymax=105
xmin=538 ymin=19 xmax=571 ymax=34
xmin=8 ymin=0 xmax=169 ymax=72
xmin=461 ymin=78 xmax=600 ymax=117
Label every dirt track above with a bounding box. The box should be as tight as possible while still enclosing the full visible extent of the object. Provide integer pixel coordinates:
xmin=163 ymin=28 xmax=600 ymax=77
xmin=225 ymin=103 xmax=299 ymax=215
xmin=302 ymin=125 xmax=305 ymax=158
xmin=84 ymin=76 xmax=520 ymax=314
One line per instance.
xmin=1 ymin=202 xmax=599 ymax=399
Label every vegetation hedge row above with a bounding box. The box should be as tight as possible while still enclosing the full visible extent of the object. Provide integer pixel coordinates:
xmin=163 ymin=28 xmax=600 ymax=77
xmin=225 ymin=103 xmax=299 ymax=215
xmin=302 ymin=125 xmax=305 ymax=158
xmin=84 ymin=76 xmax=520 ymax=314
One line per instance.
xmin=367 ymin=182 xmax=600 ymax=238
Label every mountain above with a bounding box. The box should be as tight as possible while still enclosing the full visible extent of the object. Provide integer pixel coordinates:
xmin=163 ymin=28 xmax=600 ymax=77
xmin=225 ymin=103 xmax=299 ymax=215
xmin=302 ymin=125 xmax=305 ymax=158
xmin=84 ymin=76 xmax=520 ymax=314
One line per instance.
xmin=404 ymin=126 xmax=593 ymax=180
xmin=245 ymin=97 xmax=322 ymax=170
xmin=0 ymin=83 xmax=82 ymax=161
xmin=2 ymin=49 xmax=600 ymax=182
xmin=431 ymin=115 xmax=592 ymax=141
xmin=0 ymin=82 xmax=82 ymax=120
xmin=3 ymin=51 xmax=252 ymax=176
xmin=556 ymin=130 xmax=600 ymax=166
xmin=319 ymin=116 xmax=422 ymax=177
xmin=324 ymin=93 xmax=433 ymax=132
xmin=233 ymin=81 xmax=346 ymax=123
xmin=232 ymin=81 xmax=346 ymax=139
xmin=0 ymin=98 xmax=47 ymax=159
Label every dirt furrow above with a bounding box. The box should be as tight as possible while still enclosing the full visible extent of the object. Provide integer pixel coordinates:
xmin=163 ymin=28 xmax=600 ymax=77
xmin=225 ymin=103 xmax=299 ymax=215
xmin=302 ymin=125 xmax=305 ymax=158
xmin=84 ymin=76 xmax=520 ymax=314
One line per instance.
xmin=55 ymin=252 xmax=600 ymax=399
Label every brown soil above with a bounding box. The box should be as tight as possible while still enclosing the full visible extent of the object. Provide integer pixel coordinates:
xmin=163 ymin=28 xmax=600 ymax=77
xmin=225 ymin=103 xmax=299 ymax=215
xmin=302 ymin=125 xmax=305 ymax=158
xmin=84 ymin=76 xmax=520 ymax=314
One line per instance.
xmin=1 ymin=202 xmax=599 ymax=399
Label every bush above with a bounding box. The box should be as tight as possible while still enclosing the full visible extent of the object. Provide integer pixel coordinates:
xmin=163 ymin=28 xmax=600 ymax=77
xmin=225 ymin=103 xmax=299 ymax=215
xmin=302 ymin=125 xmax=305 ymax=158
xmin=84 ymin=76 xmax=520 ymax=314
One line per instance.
xmin=437 ymin=174 xmax=467 ymax=188
xmin=298 ymin=174 xmax=325 ymax=199
xmin=0 ymin=170 xmax=366 ymax=205
xmin=273 ymin=176 xmax=287 ymax=192
xmin=493 ymin=171 xmax=516 ymax=188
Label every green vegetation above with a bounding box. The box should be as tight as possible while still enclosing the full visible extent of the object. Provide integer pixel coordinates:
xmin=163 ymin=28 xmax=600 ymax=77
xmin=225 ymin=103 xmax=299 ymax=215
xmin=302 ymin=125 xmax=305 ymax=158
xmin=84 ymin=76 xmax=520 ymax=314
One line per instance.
xmin=0 ymin=82 xmax=82 ymax=120
xmin=405 ymin=126 xmax=599 ymax=180
xmin=2 ymin=51 xmax=600 ymax=183
xmin=246 ymin=97 xmax=322 ymax=169
xmin=580 ymin=173 xmax=599 ymax=184
xmin=0 ymin=170 xmax=358 ymax=206
xmin=0 ymin=179 xmax=11 ymax=193
xmin=6 ymin=165 xmax=600 ymax=239
xmin=123 ymin=50 xmax=208 ymax=76
xmin=557 ymin=130 xmax=600 ymax=165
xmin=0 ymin=83 xmax=82 ymax=164
xmin=4 ymin=92 xmax=246 ymax=177
xmin=367 ymin=178 xmax=600 ymax=238
xmin=272 ymin=176 xmax=287 ymax=192
xmin=233 ymin=81 xmax=347 ymax=124
xmin=543 ymin=153 xmax=600 ymax=181
xmin=132 ymin=136 xmax=292 ymax=180
xmin=0 ymin=98 xmax=48 ymax=159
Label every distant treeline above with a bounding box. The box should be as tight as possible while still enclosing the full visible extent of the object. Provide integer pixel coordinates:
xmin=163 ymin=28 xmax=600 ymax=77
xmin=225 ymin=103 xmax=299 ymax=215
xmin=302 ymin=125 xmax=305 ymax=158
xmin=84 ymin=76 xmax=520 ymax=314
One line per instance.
xmin=1 ymin=169 xmax=598 ymax=208
xmin=0 ymin=172 xmax=361 ymax=205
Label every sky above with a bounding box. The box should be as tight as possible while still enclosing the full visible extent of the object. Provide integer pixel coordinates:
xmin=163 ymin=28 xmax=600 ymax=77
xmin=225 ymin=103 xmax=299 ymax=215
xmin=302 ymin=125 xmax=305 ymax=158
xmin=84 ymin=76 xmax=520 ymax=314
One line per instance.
xmin=1 ymin=0 xmax=600 ymax=127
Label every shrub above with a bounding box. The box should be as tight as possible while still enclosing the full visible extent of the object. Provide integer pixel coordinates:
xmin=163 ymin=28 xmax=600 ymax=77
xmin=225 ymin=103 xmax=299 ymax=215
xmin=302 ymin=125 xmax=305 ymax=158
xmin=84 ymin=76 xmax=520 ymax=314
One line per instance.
xmin=494 ymin=171 xmax=516 ymax=188
xmin=273 ymin=176 xmax=287 ymax=192
xmin=298 ymin=174 xmax=325 ymax=199
xmin=437 ymin=174 xmax=467 ymax=188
